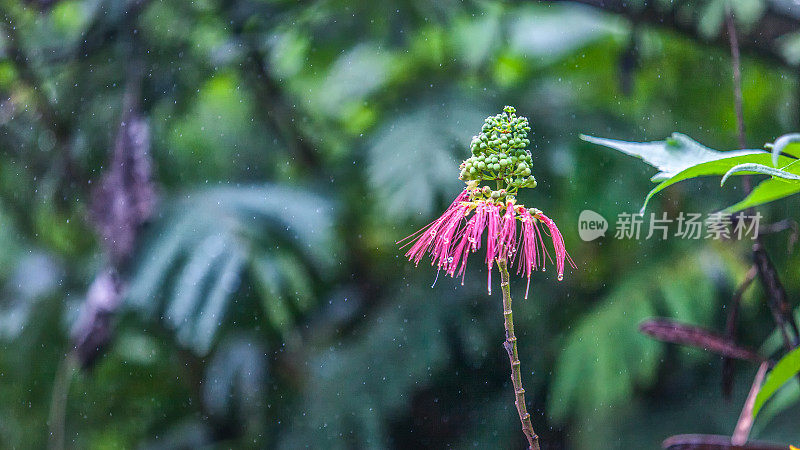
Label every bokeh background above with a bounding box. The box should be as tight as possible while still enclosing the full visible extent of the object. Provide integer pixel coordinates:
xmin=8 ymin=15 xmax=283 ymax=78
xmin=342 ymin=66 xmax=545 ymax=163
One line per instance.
xmin=1 ymin=0 xmax=800 ymax=448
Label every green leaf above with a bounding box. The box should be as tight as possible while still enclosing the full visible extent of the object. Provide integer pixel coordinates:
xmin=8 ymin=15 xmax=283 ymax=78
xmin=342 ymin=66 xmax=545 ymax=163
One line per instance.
xmin=723 ymin=178 xmax=800 ymax=214
xmin=191 ymin=248 xmax=246 ymax=353
xmin=752 ymin=374 xmax=799 ymax=435
xmin=770 ymin=133 xmax=800 ymax=166
xmin=753 ymin=346 xmax=800 ymax=418
xmin=640 ymin=153 xmax=785 ymax=213
xmin=368 ymin=100 xmax=488 ymax=221
xmin=581 ymin=132 xmax=760 ymax=182
xmin=721 ymin=163 xmax=800 ymax=186
xmin=126 ymin=185 xmax=338 ymax=355
xmin=583 ymin=133 xmax=800 ymax=213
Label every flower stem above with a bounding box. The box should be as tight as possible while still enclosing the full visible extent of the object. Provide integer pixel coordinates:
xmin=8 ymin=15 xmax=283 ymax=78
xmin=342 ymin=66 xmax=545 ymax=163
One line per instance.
xmin=497 ymin=258 xmax=540 ymax=450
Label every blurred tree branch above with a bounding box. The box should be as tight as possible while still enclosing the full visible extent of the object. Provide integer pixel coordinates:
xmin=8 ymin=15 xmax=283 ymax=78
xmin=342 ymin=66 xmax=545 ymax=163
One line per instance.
xmin=222 ymin=1 xmax=323 ymax=170
xmin=551 ymin=0 xmax=800 ymax=68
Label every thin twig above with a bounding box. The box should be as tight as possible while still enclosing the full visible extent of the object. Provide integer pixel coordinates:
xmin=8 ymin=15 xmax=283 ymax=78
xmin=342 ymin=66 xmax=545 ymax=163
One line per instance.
xmin=731 ymin=361 xmax=770 ymax=445
xmin=722 ymin=265 xmax=758 ymax=398
xmin=224 ymin=3 xmax=322 ymax=171
xmin=726 ymin=9 xmax=747 ymax=150
xmin=497 ymin=259 xmax=540 ymax=450
xmin=752 ymin=243 xmax=799 ymax=349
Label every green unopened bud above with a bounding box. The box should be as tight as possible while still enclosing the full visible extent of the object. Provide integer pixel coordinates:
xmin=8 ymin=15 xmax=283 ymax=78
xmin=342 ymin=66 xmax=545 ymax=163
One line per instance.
xmin=458 ymin=107 xmax=537 ymax=192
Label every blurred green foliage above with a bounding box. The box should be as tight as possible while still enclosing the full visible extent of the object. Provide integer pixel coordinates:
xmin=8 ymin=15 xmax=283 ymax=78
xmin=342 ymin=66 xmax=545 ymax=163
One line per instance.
xmin=0 ymin=0 xmax=799 ymax=448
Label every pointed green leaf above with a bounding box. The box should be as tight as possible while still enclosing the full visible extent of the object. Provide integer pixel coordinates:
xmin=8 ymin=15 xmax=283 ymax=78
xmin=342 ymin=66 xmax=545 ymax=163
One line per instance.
xmin=770 ymin=133 xmax=800 ymax=166
xmin=724 ymin=178 xmax=800 ymax=214
xmin=753 ymin=346 xmax=800 ymax=418
xmin=752 ymin=374 xmax=799 ymax=434
xmin=721 ymin=163 xmax=800 ymax=186
xmin=250 ymin=255 xmax=293 ymax=334
xmin=165 ymin=234 xmax=229 ymax=330
xmin=192 ymin=248 xmax=245 ymax=354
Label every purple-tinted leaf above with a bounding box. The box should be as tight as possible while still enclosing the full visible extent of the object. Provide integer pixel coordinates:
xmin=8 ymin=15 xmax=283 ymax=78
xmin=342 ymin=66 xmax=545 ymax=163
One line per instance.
xmin=639 ymin=319 xmax=764 ymax=362
xmin=89 ymin=108 xmax=155 ymax=264
xmin=70 ymin=270 xmax=122 ymax=369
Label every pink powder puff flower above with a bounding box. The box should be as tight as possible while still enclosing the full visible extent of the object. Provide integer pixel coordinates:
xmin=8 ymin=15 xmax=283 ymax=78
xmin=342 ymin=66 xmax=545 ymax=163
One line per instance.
xmin=400 ymin=192 xmax=574 ymax=295
xmin=399 ymin=106 xmax=573 ymax=450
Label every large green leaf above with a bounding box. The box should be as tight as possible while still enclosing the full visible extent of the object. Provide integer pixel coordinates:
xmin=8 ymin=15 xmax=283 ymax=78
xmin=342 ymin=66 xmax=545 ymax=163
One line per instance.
xmin=581 ymin=133 xmax=760 ymax=182
xmin=582 ymin=133 xmax=800 ymax=213
xmin=753 ymin=346 xmax=800 ymax=418
xmin=639 ymin=153 xmax=790 ymax=214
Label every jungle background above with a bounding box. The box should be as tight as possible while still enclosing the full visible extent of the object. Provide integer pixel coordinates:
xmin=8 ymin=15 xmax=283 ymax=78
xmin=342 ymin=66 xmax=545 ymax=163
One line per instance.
xmin=1 ymin=0 xmax=799 ymax=448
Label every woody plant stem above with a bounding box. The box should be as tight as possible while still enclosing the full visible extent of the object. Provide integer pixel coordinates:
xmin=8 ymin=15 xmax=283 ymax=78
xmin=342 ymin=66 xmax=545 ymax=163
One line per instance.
xmin=498 ymin=258 xmax=540 ymax=450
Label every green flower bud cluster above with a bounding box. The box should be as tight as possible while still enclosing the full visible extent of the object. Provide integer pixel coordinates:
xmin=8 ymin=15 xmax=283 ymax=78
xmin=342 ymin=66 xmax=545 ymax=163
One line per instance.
xmin=459 ymin=106 xmax=537 ymax=190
